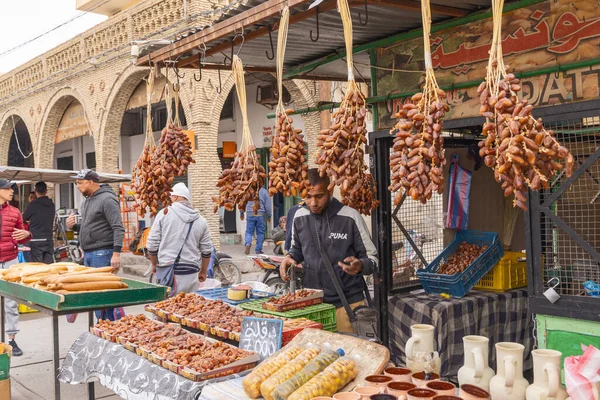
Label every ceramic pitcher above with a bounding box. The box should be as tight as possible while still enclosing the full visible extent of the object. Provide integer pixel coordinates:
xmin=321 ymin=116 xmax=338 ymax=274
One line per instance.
xmin=457 ymin=335 xmax=495 ymax=391
xmin=526 ymin=349 xmax=568 ymax=400
xmin=489 ymin=342 xmax=529 ymax=400
xmin=405 ymin=324 xmax=440 ymax=374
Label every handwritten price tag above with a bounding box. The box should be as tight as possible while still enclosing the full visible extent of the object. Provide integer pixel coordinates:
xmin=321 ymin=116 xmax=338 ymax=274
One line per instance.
xmin=239 ymin=317 xmax=283 ymax=360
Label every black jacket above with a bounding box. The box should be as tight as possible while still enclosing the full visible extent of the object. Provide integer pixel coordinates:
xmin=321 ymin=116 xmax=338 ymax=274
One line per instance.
xmin=288 ymin=198 xmax=378 ymax=307
xmin=74 ymin=185 xmax=125 ymax=252
xmin=23 ymin=196 xmax=55 ymax=241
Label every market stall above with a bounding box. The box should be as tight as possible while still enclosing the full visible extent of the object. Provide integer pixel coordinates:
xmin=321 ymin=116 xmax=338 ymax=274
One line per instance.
xmin=0 ymin=264 xmax=167 ymax=400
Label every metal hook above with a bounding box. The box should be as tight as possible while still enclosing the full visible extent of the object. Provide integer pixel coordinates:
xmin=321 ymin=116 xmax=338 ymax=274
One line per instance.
xmin=358 ymin=0 xmax=368 ymax=26
xmin=265 ymin=25 xmax=275 ymax=60
xmin=173 ymin=65 xmax=185 ymax=80
xmin=193 ymin=54 xmax=202 ymax=82
xmin=217 ymin=69 xmax=222 ymax=94
xmin=310 ymin=6 xmax=320 ymax=42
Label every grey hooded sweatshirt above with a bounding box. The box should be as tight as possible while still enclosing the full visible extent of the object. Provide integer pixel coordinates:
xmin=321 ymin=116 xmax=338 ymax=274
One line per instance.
xmin=75 ymin=184 xmax=125 ymax=252
xmin=146 ymin=201 xmax=213 ymax=274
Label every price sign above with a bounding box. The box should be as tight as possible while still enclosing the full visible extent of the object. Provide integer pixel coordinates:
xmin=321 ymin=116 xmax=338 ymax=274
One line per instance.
xmin=239 ymin=317 xmax=283 ymax=360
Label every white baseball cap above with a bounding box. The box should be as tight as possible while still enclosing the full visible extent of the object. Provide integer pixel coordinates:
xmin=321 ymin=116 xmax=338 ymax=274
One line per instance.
xmin=170 ymin=182 xmax=190 ymax=200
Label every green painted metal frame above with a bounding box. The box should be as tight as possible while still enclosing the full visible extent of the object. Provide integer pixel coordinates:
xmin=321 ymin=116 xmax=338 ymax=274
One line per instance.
xmin=284 ymin=0 xmax=549 ymax=79
xmin=270 ymin=58 xmax=600 ymax=119
xmin=0 ymin=279 xmax=167 ymax=312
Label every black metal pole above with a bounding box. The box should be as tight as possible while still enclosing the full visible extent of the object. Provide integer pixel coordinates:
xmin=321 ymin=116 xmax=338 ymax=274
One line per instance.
xmin=52 ymin=314 xmax=60 ymax=400
xmin=0 ymin=296 xmax=4 ymax=343
xmin=88 ymin=311 xmax=95 ymax=400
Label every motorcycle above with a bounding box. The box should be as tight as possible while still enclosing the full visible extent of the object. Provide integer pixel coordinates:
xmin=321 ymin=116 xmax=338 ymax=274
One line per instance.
xmin=250 ymin=254 xmax=303 ymax=294
xmin=54 ymin=211 xmax=83 ymax=264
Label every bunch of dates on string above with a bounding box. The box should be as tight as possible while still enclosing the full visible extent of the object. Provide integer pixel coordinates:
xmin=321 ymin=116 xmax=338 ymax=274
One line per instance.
xmin=478 ymin=71 xmax=574 ymax=210
xmin=389 ymin=86 xmax=448 ymax=205
xmin=268 ymin=109 xmax=310 ymax=198
xmin=213 ymin=147 xmax=266 ymax=213
xmin=316 ymin=84 xmax=379 ymax=215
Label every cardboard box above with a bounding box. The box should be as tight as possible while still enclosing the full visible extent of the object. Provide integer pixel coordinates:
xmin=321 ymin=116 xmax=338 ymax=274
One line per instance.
xmin=0 ymin=343 xmax=12 ymax=381
xmin=0 ymin=379 xmax=10 ymax=399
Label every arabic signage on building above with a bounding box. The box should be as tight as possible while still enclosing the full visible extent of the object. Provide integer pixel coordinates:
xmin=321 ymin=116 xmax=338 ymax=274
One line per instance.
xmin=376 ymin=0 xmax=600 ymax=129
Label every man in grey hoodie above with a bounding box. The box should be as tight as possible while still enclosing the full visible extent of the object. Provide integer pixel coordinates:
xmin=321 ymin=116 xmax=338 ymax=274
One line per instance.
xmin=147 ymin=183 xmax=213 ymax=294
xmin=67 ymin=169 xmax=125 ymax=321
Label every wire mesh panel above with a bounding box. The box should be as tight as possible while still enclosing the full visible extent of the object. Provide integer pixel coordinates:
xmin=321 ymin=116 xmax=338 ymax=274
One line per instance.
xmin=537 ymin=119 xmax=600 ymax=298
xmin=390 ymin=190 xmax=444 ymax=289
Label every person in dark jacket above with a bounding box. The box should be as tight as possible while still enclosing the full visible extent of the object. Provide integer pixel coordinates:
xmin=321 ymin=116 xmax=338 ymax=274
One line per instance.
xmin=66 ymin=169 xmax=125 ymax=321
xmin=0 ymin=179 xmax=31 ymax=356
xmin=280 ymin=169 xmax=378 ymax=333
xmin=23 ymin=182 xmax=55 ymax=263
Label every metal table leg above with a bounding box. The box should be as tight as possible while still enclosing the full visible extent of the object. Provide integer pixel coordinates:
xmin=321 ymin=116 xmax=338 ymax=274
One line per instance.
xmin=52 ymin=314 xmax=60 ymax=400
xmin=88 ymin=311 xmax=95 ymax=400
xmin=1 ymin=296 xmax=5 ymax=343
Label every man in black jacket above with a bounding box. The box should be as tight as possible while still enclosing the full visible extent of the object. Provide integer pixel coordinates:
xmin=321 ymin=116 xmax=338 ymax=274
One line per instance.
xmin=280 ymin=169 xmax=378 ymax=333
xmin=23 ymin=182 xmax=55 ymax=263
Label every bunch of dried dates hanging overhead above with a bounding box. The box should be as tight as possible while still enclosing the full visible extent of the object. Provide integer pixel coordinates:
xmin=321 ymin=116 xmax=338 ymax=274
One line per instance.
xmin=268 ymin=109 xmax=310 ymax=198
xmin=316 ymin=85 xmax=379 ymax=215
xmin=389 ymin=83 xmax=448 ymax=205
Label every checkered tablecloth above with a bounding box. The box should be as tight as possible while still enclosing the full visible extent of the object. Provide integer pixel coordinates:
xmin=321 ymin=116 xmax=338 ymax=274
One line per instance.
xmin=388 ymin=289 xmax=533 ymax=380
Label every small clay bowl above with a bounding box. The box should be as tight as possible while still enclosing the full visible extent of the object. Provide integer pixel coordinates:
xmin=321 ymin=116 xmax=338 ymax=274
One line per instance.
xmin=411 ymin=372 xmax=441 ymax=388
xmin=354 ymin=386 xmax=382 ymax=399
xmin=426 ymin=381 xmax=456 ymax=395
xmin=369 ymin=394 xmax=398 ymax=400
xmin=459 ymin=384 xmax=491 ymax=400
xmin=333 ymin=392 xmax=361 ymax=400
xmin=407 ymin=388 xmax=437 ymax=400
xmin=387 ymin=381 xmax=417 ymax=398
xmin=384 ymin=367 xmax=413 ymax=383
xmin=365 ymin=375 xmax=394 ymax=391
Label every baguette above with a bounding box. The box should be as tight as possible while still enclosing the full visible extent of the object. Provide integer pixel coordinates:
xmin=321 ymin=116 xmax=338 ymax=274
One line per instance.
xmin=59 ymin=281 xmax=128 ymax=291
xmin=66 ymin=267 xmax=114 ymax=275
xmin=55 ymin=275 xmax=121 ymax=284
xmin=22 ymin=273 xmax=55 ymax=283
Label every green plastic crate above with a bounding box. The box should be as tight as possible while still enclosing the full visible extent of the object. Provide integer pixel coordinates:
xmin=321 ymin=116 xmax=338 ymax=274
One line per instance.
xmin=241 ymin=299 xmax=336 ymax=326
xmin=323 ymin=322 xmax=337 ymax=333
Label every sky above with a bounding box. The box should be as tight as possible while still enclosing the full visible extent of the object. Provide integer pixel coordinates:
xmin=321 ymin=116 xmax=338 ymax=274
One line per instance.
xmin=0 ymin=0 xmax=107 ymax=74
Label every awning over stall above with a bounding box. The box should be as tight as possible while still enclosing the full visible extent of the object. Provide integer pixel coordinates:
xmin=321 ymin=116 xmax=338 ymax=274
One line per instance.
xmin=0 ymin=166 xmax=131 ymax=184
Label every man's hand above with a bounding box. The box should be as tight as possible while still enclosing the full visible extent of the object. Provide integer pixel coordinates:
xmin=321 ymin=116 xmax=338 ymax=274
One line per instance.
xmin=280 ymin=256 xmax=296 ymax=282
xmin=111 ymin=252 xmax=121 ymax=273
xmin=338 ymin=256 xmax=363 ymax=275
xmin=152 ymin=263 xmax=157 ymax=274
xmin=12 ymin=229 xmax=31 ymax=241
xmin=198 ymin=269 xmax=207 ymax=282
xmin=66 ymin=213 xmax=76 ymax=229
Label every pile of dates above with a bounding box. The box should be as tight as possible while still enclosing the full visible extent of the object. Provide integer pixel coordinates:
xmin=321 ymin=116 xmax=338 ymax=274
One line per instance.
xmin=437 ymin=242 xmax=487 ymax=275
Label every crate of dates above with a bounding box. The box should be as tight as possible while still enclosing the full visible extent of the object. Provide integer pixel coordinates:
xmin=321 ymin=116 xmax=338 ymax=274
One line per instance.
xmin=262 ymin=289 xmax=324 ymax=312
xmin=416 ymin=230 xmax=504 ymax=298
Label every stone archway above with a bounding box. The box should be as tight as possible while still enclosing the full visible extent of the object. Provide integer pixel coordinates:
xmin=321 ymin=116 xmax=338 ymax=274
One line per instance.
xmin=0 ymin=111 xmax=32 ymax=166
xmin=38 ymin=88 xmax=93 ymax=169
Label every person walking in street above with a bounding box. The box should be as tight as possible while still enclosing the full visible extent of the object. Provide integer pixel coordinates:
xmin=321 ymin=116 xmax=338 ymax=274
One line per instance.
xmin=146 ymin=183 xmax=213 ymax=295
xmin=0 ymin=179 xmax=32 ymax=356
xmin=66 ymin=169 xmax=125 ymax=321
xmin=241 ymin=186 xmax=271 ymax=255
xmin=280 ymin=169 xmax=378 ymax=333
xmin=22 ymin=182 xmax=55 ymax=264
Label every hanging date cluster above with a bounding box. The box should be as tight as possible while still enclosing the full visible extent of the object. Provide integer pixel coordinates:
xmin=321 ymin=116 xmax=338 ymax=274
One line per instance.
xmin=477 ymin=73 xmax=574 ymax=210
xmin=389 ymin=80 xmax=447 ymax=205
xmin=213 ymin=147 xmax=266 ymax=213
xmin=316 ymin=84 xmax=379 ymax=215
xmin=268 ymin=109 xmax=310 ymax=198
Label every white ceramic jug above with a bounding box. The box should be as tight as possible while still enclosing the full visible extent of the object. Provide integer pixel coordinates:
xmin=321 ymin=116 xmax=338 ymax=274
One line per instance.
xmin=489 ymin=342 xmax=529 ymax=400
xmin=526 ymin=349 xmax=568 ymax=400
xmin=405 ymin=324 xmax=440 ymax=374
xmin=457 ymin=335 xmax=495 ymax=391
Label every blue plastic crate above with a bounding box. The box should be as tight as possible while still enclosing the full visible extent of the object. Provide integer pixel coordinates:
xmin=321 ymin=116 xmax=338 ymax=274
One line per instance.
xmin=196 ymin=287 xmax=276 ymax=305
xmin=416 ymin=230 xmax=504 ymax=298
